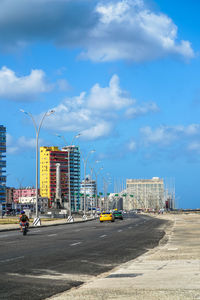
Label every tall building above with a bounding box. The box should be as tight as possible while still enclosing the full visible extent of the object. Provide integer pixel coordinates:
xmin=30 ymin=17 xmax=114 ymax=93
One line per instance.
xmin=0 ymin=125 xmax=6 ymax=204
xmin=126 ymin=177 xmax=164 ymax=210
xmin=6 ymin=187 xmax=14 ymax=204
xmin=80 ymin=175 xmax=97 ymax=210
xmin=40 ymin=146 xmax=81 ymax=211
xmin=62 ymin=145 xmax=80 ymax=211
xmin=40 ymin=147 xmax=68 ymax=208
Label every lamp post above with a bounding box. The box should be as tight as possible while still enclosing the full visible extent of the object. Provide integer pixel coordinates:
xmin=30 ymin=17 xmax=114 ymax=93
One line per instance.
xmin=82 ymin=150 xmax=95 ymax=219
xmin=20 ymin=109 xmax=55 ymax=222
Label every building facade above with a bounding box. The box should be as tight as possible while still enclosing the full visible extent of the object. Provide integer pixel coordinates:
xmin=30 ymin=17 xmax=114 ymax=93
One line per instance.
xmin=13 ymin=187 xmax=36 ymax=203
xmin=80 ymin=175 xmax=97 ymax=210
xmin=0 ymin=125 xmax=6 ymax=204
xmin=40 ymin=147 xmax=68 ymax=208
xmin=40 ymin=146 xmax=81 ymax=211
xmin=6 ymin=187 xmax=14 ymax=204
xmin=62 ymin=146 xmax=80 ymax=211
xmin=126 ymin=177 xmax=164 ymax=210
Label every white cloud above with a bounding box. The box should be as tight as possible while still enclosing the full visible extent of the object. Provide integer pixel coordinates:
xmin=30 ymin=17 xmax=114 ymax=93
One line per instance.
xmin=0 ymin=0 xmax=194 ymax=63
xmin=87 ymin=74 xmax=134 ymax=110
xmin=44 ymin=75 xmax=157 ymax=140
xmin=0 ymin=66 xmax=51 ymax=101
xmin=81 ymin=122 xmax=113 ymax=140
xmin=81 ymin=0 xmax=194 ymax=62
xmin=6 ymin=134 xmax=45 ymax=154
xmin=128 ymin=140 xmax=137 ymax=151
xmin=125 ymin=102 xmax=159 ymax=118
xmin=140 ymin=124 xmax=200 ymax=147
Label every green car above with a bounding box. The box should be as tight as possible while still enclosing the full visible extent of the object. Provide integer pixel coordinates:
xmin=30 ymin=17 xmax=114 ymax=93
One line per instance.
xmin=113 ymin=210 xmax=123 ymax=220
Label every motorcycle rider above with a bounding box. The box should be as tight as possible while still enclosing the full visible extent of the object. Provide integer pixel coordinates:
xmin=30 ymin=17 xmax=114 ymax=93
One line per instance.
xmin=19 ymin=210 xmax=29 ymax=232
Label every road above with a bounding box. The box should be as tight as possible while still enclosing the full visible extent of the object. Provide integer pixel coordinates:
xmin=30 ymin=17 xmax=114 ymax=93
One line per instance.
xmin=0 ymin=213 xmax=169 ymax=300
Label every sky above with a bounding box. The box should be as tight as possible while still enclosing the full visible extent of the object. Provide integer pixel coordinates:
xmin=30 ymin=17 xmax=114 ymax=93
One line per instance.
xmin=1 ymin=0 xmax=200 ymax=209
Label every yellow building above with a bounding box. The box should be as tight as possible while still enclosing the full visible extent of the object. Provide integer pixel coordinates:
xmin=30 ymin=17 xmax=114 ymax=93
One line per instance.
xmin=40 ymin=146 xmax=58 ymax=200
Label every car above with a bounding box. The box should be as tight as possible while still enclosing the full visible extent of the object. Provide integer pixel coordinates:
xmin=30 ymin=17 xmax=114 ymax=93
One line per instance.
xmin=113 ymin=210 xmax=123 ymax=220
xmin=100 ymin=211 xmax=115 ymax=222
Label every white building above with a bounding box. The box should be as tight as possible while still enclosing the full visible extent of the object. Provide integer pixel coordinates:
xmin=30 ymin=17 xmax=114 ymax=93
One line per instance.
xmin=80 ymin=175 xmax=97 ymax=210
xmin=126 ymin=177 xmax=165 ymax=210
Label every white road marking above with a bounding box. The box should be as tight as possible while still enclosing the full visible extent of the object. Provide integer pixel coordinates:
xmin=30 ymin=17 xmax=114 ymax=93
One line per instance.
xmin=168 ymin=248 xmax=178 ymax=251
xmin=118 ymin=230 xmax=122 ymax=232
xmin=32 ymin=230 xmax=41 ymax=233
xmin=5 ymin=241 xmax=16 ymax=244
xmin=0 ymin=256 xmax=24 ymax=264
xmin=0 ymin=234 xmax=9 ymax=238
xmin=70 ymin=242 xmax=82 ymax=246
xmin=99 ymin=235 xmax=107 ymax=238
xmin=48 ymin=234 xmax=57 ymax=237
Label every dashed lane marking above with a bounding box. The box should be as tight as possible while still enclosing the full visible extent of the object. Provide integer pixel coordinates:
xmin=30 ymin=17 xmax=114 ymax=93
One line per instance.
xmin=48 ymin=234 xmax=57 ymax=237
xmin=0 ymin=256 xmax=24 ymax=264
xmin=99 ymin=235 xmax=107 ymax=238
xmin=0 ymin=234 xmax=9 ymax=238
xmin=70 ymin=242 xmax=82 ymax=246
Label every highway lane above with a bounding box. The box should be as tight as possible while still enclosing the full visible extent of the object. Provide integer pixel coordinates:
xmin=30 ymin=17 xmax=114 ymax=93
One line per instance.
xmin=0 ymin=213 xmax=169 ymax=300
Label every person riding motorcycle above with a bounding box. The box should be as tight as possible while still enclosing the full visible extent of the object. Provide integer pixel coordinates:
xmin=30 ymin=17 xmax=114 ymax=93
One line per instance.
xmin=19 ymin=211 xmax=29 ymax=232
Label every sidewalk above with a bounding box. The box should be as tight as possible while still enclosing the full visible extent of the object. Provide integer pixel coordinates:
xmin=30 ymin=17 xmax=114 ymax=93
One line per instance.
xmin=0 ymin=216 xmax=91 ymax=232
xmin=47 ymin=213 xmax=200 ymax=300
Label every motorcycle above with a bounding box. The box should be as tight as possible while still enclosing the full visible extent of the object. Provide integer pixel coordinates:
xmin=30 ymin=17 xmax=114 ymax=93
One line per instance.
xmin=21 ymin=221 xmax=29 ymax=235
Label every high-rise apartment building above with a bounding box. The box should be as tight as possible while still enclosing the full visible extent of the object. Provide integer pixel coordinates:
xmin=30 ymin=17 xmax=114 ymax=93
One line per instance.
xmin=40 ymin=147 xmax=68 ymax=208
xmin=62 ymin=146 xmax=80 ymax=211
xmin=40 ymin=146 xmax=80 ymax=210
xmin=0 ymin=125 xmax=6 ymax=204
xmin=126 ymin=177 xmax=164 ymax=210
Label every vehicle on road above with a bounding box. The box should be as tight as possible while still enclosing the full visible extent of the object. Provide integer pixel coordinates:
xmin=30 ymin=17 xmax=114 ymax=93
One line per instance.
xmin=113 ymin=210 xmax=123 ymax=220
xmin=100 ymin=211 xmax=115 ymax=222
xmin=21 ymin=221 xmax=29 ymax=235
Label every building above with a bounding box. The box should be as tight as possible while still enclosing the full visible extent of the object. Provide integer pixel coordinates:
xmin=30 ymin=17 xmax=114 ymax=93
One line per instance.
xmin=6 ymin=187 xmax=14 ymax=204
xmin=0 ymin=125 xmax=6 ymax=204
xmin=40 ymin=147 xmax=68 ymax=208
xmin=40 ymin=146 xmax=81 ymax=211
xmin=126 ymin=177 xmax=165 ymax=210
xmin=80 ymin=175 xmax=97 ymax=210
xmin=62 ymin=145 xmax=81 ymax=211
xmin=13 ymin=187 xmax=36 ymax=203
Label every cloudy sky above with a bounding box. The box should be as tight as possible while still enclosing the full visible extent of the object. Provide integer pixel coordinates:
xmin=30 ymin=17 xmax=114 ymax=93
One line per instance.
xmin=1 ymin=0 xmax=200 ymax=208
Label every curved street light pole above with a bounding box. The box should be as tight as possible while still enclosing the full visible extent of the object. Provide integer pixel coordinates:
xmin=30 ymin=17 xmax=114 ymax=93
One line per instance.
xmin=20 ymin=109 xmax=55 ymax=220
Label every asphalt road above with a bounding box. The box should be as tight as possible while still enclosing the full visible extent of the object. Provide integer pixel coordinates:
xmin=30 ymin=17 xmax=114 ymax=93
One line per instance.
xmin=0 ymin=213 xmax=168 ymax=300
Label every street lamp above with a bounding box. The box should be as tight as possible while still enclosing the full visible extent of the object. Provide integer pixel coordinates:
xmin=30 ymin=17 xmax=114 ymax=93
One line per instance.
xmin=56 ymin=133 xmax=81 ymax=146
xmin=81 ymin=150 xmax=95 ymax=219
xmin=20 ymin=109 xmax=55 ymax=223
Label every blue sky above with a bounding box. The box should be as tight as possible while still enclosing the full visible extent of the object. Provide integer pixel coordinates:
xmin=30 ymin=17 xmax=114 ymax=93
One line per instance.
xmin=1 ymin=0 xmax=200 ymax=209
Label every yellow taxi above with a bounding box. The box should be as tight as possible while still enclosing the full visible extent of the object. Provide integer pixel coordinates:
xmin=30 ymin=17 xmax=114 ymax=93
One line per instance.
xmin=100 ymin=211 xmax=115 ymax=223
